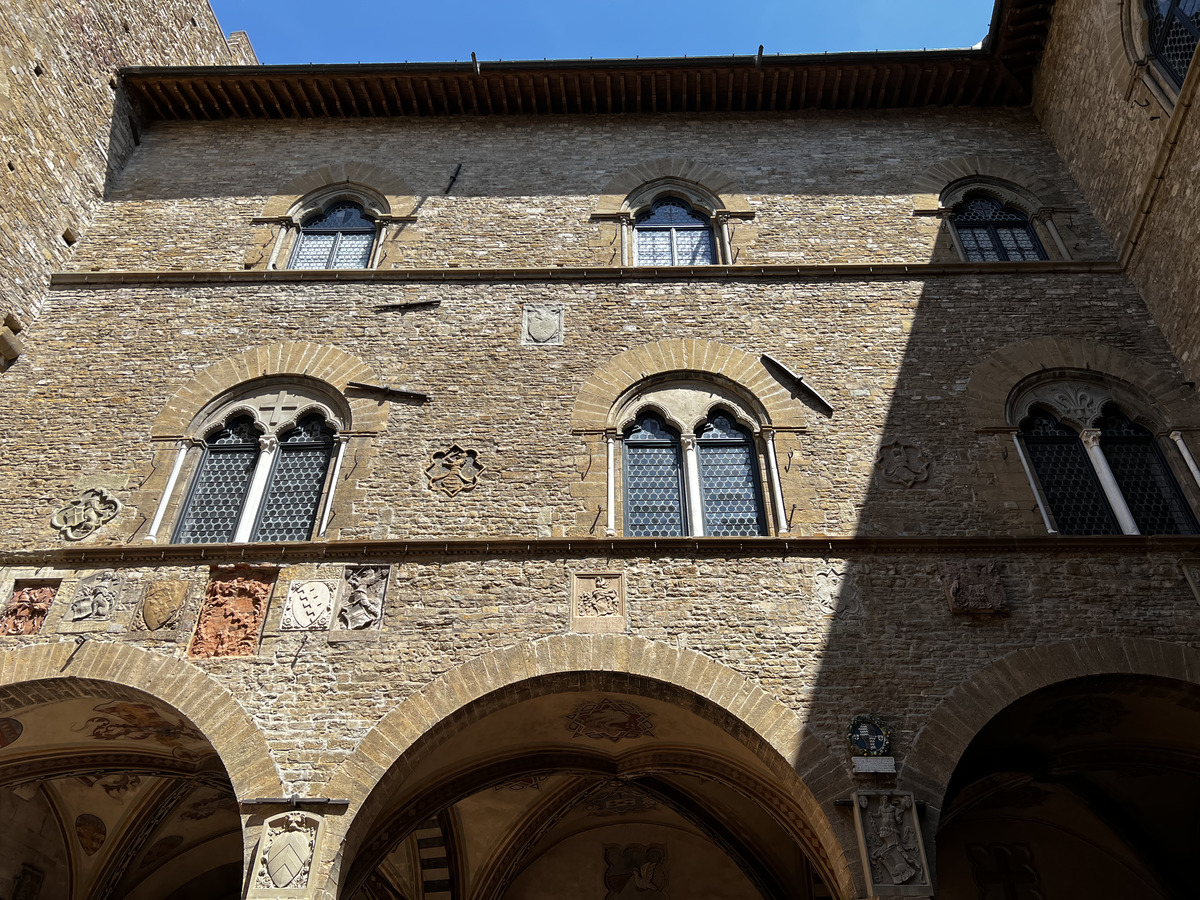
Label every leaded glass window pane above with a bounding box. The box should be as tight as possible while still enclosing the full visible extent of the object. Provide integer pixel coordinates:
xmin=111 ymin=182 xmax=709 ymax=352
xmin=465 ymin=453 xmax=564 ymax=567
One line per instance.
xmin=951 ymin=194 xmax=1047 ymax=262
xmin=254 ymin=415 xmax=335 ymax=542
xmin=633 ymin=197 xmax=716 ymax=266
xmin=1021 ymin=410 xmax=1119 ymax=535
xmin=1098 ymin=407 xmax=1198 ymax=535
xmin=174 ymin=416 xmax=260 ymax=544
xmin=331 ymin=232 xmax=374 ymax=268
xmin=288 ymin=202 xmax=376 ymax=270
xmin=624 ymin=415 xmax=686 ymax=537
xmin=697 ymin=413 xmax=765 ymax=537
xmin=1147 ymin=0 xmax=1200 ymax=86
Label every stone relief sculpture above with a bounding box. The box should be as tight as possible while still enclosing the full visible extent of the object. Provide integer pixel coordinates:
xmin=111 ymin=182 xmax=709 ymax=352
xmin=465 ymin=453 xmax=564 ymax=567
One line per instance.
xmin=51 ymin=487 xmax=123 ymax=540
xmin=68 ymin=570 xmax=120 ymax=621
xmin=566 ymin=697 xmax=654 ymax=742
xmin=1 ymin=583 xmax=58 ymax=635
xmin=75 ymin=814 xmax=106 ymax=856
xmin=941 ymin=561 xmax=1009 ymax=614
xmin=522 ymin=304 xmax=564 ymax=345
xmin=603 ymin=843 xmax=668 ymax=900
xmin=188 ymin=568 xmax=274 ymax=659
xmin=587 ymin=783 xmax=659 ymax=817
xmin=812 ymin=562 xmax=860 ymax=619
xmin=333 ymin=566 xmax=388 ymax=631
xmin=280 ymin=579 xmax=338 ymax=631
xmin=426 ymin=445 xmax=485 ymax=497
xmin=254 ymin=812 xmax=320 ymax=892
xmin=852 ymin=791 xmax=931 ymax=896
xmin=134 ymin=581 xmax=187 ymax=631
xmin=572 ymin=572 xmax=626 ymax=633
xmin=875 ymin=441 xmax=930 ymax=488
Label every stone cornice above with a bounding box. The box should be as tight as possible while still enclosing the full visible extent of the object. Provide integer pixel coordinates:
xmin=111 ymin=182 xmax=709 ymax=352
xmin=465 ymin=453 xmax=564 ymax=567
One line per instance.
xmin=4 ymin=534 xmax=1197 ymax=569
xmin=49 ymin=260 xmax=1125 ymax=288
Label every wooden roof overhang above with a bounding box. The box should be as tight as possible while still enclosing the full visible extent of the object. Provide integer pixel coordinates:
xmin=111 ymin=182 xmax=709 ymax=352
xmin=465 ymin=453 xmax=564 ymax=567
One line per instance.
xmin=122 ymin=0 xmax=1055 ymax=121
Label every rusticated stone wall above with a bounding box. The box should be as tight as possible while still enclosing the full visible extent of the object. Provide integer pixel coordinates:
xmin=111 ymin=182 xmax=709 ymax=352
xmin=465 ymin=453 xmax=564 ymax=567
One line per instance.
xmin=0 ymin=0 xmax=253 ymax=335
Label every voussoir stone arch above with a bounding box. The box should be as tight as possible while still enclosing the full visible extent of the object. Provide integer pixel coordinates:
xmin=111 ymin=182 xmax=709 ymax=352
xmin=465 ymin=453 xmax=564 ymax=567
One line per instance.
xmin=595 ymin=158 xmax=754 ymax=216
xmin=571 ymin=339 xmax=805 ymax=432
xmin=912 ymin=156 xmax=1070 ymax=211
xmin=903 ymin=636 xmax=1200 ymax=810
xmin=964 ymin=336 xmax=1200 ymax=431
xmin=152 ymin=341 xmax=387 ymax=437
xmin=260 ymin=161 xmax=417 ymax=219
xmin=322 ymin=634 xmax=855 ymax=900
xmin=0 ymin=641 xmax=282 ymax=800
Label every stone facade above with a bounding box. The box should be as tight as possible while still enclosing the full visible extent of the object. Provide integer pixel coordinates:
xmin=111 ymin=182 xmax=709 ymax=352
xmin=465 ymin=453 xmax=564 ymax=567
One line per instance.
xmin=2 ymin=2 xmax=1200 ymax=899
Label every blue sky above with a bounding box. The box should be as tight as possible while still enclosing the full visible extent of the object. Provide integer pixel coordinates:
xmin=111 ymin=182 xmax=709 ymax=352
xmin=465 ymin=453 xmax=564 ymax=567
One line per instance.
xmin=208 ymin=0 xmax=999 ymax=66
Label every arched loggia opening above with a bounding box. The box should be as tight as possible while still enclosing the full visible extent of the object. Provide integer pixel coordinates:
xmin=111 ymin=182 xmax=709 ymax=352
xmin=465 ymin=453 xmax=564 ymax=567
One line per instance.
xmin=338 ymin=674 xmax=848 ymax=900
xmin=0 ymin=678 xmax=244 ymax=900
xmin=936 ymin=674 xmax=1200 ymax=899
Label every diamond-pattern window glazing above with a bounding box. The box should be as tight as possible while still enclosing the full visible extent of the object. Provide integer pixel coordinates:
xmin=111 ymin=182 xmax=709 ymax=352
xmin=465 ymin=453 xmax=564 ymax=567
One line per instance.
xmin=1098 ymin=406 xmax=1198 ymax=535
xmin=697 ymin=413 xmax=766 ymax=537
xmin=1021 ymin=410 xmax=1119 ymax=535
xmin=1146 ymin=0 xmax=1200 ymax=87
xmin=289 ymin=202 xmax=376 ymax=270
xmin=254 ymin=415 xmax=335 ymax=542
xmin=174 ymin=416 xmax=260 ymax=544
xmin=952 ymin=194 xmax=1047 ymax=262
xmin=634 ymin=197 xmax=716 ymax=266
xmin=623 ymin=415 xmax=686 ymax=537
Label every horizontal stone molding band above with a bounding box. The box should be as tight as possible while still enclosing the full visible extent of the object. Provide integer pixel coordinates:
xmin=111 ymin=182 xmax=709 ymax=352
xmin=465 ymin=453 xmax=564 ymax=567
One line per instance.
xmin=49 ymin=260 xmax=1126 ymax=287
xmin=3 ymin=533 xmax=1200 ymax=569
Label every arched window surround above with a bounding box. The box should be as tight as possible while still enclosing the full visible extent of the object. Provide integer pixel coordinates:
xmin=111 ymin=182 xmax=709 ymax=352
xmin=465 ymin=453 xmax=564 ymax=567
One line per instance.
xmin=615 ymin=178 xmax=740 ymax=266
xmin=1121 ymin=0 xmax=1196 ymax=110
xmin=940 ymin=177 xmax=1068 ymax=262
xmin=149 ymin=378 xmax=352 ymax=545
xmin=610 ymin=379 xmax=780 ymax=538
xmin=262 ymin=184 xmax=404 ymax=271
xmin=1009 ymin=377 xmax=1200 ymax=535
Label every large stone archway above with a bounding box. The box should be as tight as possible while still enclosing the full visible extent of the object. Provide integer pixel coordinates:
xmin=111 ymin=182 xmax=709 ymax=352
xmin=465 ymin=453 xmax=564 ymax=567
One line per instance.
xmin=319 ymin=635 xmax=857 ymax=900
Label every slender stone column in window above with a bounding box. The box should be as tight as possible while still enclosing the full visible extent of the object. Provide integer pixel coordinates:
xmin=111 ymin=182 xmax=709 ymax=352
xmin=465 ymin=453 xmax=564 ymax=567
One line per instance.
xmin=762 ymin=428 xmax=788 ymax=534
xmin=267 ymin=223 xmax=291 ymax=270
xmin=606 ymin=433 xmax=617 ymax=536
xmin=1012 ymin=432 xmax=1057 ymax=534
xmin=716 ymin=213 xmax=733 ymax=264
xmin=681 ymin=435 xmax=705 ymax=536
xmin=1170 ymin=431 xmax=1200 ymax=489
xmin=318 ymin=436 xmax=350 ymax=537
xmin=1080 ymin=429 xmax=1140 ymax=534
xmin=234 ymin=435 xmax=280 ymax=543
xmin=1035 ymin=210 xmax=1071 ymax=261
xmin=146 ymin=440 xmax=197 ymax=543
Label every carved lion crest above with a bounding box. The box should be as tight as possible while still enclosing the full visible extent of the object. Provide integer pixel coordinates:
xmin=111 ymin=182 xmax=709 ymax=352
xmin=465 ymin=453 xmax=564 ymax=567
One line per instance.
xmin=51 ymin=488 xmax=122 ymax=540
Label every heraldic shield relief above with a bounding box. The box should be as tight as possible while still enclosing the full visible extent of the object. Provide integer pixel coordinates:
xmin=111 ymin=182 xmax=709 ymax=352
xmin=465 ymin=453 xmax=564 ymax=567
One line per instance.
xmin=253 ymin=812 xmax=321 ymax=894
xmin=603 ymin=843 xmax=668 ymax=900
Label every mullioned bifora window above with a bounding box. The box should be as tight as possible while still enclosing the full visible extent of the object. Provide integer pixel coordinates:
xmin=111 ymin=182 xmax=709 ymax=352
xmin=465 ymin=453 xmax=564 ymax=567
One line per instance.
xmin=174 ymin=413 xmax=336 ymax=543
xmin=950 ymin=194 xmax=1047 ymax=262
xmin=1019 ymin=403 xmax=1198 ymax=536
xmin=1146 ymin=0 xmax=1200 ymax=87
xmin=623 ymin=410 xmax=766 ymax=537
xmin=288 ymin=202 xmax=377 ymax=269
xmin=633 ymin=197 xmax=716 ymax=266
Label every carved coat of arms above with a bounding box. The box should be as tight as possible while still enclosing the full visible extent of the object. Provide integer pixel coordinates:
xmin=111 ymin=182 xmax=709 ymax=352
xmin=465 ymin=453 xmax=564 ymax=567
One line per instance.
xmin=69 ymin=570 xmax=120 ymax=622
xmin=280 ymin=579 xmax=338 ymax=631
xmin=333 ymin=566 xmax=388 ymax=631
xmin=256 ymin=812 xmax=318 ymax=891
xmin=51 ymin=488 xmax=123 ymax=540
xmin=426 ymin=445 xmax=485 ymax=497
xmin=2 ymin=583 xmax=58 ymax=635
xmin=875 ymin=441 xmax=930 ymax=488
xmin=853 ymin=793 xmax=930 ymax=891
xmin=138 ymin=582 xmax=187 ymax=631
xmin=523 ymin=305 xmax=564 ymax=345
xmin=941 ymin=561 xmax=1009 ymax=614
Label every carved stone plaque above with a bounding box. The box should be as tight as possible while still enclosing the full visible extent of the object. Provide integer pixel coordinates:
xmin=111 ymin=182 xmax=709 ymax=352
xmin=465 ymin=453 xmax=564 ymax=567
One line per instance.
xmin=188 ymin=568 xmax=274 ymax=659
xmin=250 ymin=811 xmax=323 ymax=897
xmin=426 ymin=445 xmax=484 ymax=497
xmin=522 ymin=304 xmax=564 ymax=346
xmin=813 ymin=562 xmax=860 ymax=619
xmin=51 ymin=487 xmax=122 ymax=540
xmin=603 ymin=843 xmax=668 ymax=900
xmin=330 ymin=565 xmax=388 ymax=635
xmin=941 ymin=561 xmax=1009 ymax=615
xmin=280 ymin=580 xmax=338 ymax=631
xmin=2 ymin=582 xmax=59 ymax=636
xmin=875 ymin=441 xmax=930 ymax=488
xmin=66 ymin=570 xmax=120 ymax=624
xmin=852 ymin=791 xmax=932 ymax=897
xmin=134 ymin=581 xmax=187 ymax=632
xmin=571 ymin=572 xmax=626 ymax=634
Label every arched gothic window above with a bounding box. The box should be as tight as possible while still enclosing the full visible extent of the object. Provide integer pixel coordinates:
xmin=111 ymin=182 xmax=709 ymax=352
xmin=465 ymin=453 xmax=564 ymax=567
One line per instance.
xmin=622 ymin=407 xmax=766 ymax=537
xmin=288 ymin=202 xmax=377 ymax=270
xmin=1015 ymin=385 xmax=1197 ymax=535
xmin=950 ymin=194 xmax=1047 ymax=262
xmin=171 ymin=388 xmax=344 ymax=544
xmin=1146 ymin=0 xmax=1199 ymax=88
xmin=634 ymin=198 xmax=716 ymax=266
